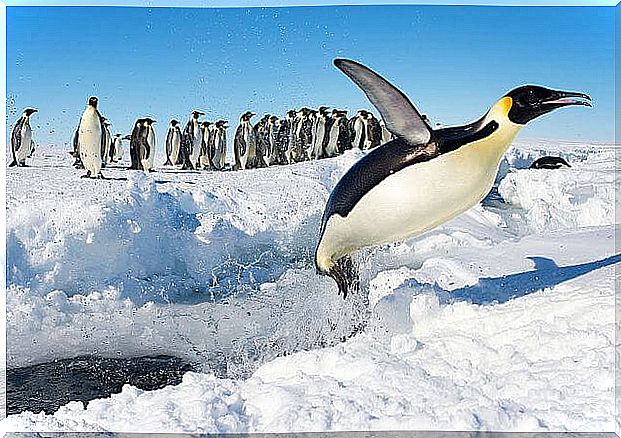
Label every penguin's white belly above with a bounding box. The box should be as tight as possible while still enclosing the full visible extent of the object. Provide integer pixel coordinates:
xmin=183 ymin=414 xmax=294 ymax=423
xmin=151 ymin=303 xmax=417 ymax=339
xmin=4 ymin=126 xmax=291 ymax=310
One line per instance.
xmin=171 ymin=133 xmax=180 ymax=163
xmin=326 ymin=126 xmax=339 ymax=156
xmin=314 ymin=123 xmax=325 ymax=156
xmin=145 ymin=131 xmax=155 ymax=169
xmin=17 ymin=125 xmax=32 ymax=162
xmin=324 ymin=146 xmax=503 ymax=258
xmin=79 ymin=111 xmax=102 ymax=175
xmin=114 ymin=139 xmax=123 ymax=160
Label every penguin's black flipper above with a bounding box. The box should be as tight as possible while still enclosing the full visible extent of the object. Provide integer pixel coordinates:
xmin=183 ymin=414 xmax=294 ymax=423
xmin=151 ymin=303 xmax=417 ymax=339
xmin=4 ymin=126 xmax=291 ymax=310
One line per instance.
xmin=334 ymin=59 xmax=432 ymax=146
xmin=328 ymin=255 xmax=359 ymax=299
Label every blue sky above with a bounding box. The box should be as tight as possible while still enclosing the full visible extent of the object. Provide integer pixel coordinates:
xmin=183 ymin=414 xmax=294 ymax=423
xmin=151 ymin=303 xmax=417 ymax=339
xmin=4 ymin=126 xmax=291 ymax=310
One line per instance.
xmin=6 ymin=4 xmax=616 ymax=150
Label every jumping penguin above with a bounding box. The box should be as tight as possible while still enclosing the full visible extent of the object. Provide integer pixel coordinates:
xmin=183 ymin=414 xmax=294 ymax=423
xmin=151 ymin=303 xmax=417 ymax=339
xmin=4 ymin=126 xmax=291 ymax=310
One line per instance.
xmin=164 ymin=119 xmax=182 ymax=166
xmin=315 ymin=58 xmax=592 ymax=297
xmin=9 ymin=108 xmax=37 ymax=167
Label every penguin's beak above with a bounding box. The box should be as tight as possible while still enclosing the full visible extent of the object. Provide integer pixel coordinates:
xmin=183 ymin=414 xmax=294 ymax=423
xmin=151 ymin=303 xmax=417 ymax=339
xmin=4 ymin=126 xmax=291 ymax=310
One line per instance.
xmin=542 ymin=90 xmax=592 ymax=108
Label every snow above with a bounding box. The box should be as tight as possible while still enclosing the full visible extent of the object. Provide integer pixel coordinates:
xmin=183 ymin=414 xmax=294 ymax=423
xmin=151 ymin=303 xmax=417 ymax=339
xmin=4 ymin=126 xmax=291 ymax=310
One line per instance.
xmin=3 ymin=139 xmax=618 ymax=433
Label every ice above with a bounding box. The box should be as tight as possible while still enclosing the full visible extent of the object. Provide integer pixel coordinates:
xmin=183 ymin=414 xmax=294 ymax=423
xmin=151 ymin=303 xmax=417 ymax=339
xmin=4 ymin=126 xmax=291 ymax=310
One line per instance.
xmin=3 ymin=140 xmax=618 ymax=433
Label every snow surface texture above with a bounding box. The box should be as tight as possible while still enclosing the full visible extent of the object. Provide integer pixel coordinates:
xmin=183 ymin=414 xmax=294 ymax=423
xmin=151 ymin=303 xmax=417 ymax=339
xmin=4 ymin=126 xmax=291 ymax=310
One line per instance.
xmin=3 ymin=140 xmax=618 ymax=433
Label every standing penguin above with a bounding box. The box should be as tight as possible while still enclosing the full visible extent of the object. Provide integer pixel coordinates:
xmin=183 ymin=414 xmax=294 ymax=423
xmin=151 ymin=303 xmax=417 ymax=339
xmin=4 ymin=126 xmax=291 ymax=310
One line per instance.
xmin=324 ymin=109 xmax=349 ymax=157
xmin=315 ymin=58 xmax=591 ymax=296
xmin=9 ymin=108 xmax=37 ymax=167
xmin=142 ymin=118 xmax=156 ymax=171
xmin=212 ymin=119 xmax=228 ymax=170
xmin=100 ymin=118 xmax=112 ymax=167
xmin=311 ymin=106 xmax=331 ymax=159
xmin=199 ymin=121 xmax=213 ymax=169
xmin=128 ymin=118 xmax=145 ymax=170
xmin=364 ymin=112 xmax=382 ymax=149
xmin=77 ymin=96 xmax=105 ymax=178
xmin=110 ymin=133 xmax=123 ymax=163
xmin=349 ymin=109 xmax=369 ymax=149
xmin=265 ymin=115 xmax=280 ymax=166
xmin=164 ymin=119 xmax=182 ymax=166
xmin=253 ymin=114 xmax=271 ymax=168
xmin=234 ymin=111 xmax=256 ymax=170
xmin=180 ymin=110 xmax=204 ymax=170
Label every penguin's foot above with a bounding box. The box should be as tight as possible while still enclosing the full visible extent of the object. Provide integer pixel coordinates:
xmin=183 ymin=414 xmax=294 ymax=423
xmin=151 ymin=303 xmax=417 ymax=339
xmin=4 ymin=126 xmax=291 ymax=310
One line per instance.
xmin=8 ymin=160 xmax=17 ymax=167
xmin=97 ymin=173 xmax=106 ymax=179
xmin=80 ymin=171 xmax=92 ymax=179
xmin=328 ymin=255 xmax=359 ymax=299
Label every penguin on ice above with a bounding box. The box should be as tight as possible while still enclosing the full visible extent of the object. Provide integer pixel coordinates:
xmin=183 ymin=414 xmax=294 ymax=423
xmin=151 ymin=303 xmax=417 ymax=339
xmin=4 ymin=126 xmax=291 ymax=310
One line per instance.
xmin=311 ymin=106 xmax=330 ymax=159
xmin=142 ymin=118 xmax=156 ymax=171
xmin=110 ymin=133 xmax=123 ymax=163
xmin=128 ymin=118 xmax=146 ymax=170
xmin=199 ymin=121 xmax=213 ymax=169
xmin=100 ymin=118 xmax=112 ymax=167
xmin=212 ymin=119 xmax=228 ymax=170
xmin=315 ymin=59 xmax=591 ymax=297
xmin=349 ymin=109 xmax=369 ymax=149
xmin=234 ymin=111 xmax=256 ymax=170
xmin=164 ymin=119 xmax=182 ymax=166
xmin=181 ymin=110 xmax=204 ymax=170
xmin=530 ymin=156 xmax=571 ymax=169
xmin=9 ymin=108 xmax=37 ymax=167
xmin=77 ymin=96 xmax=106 ymax=178
xmin=324 ymin=109 xmax=349 ymax=157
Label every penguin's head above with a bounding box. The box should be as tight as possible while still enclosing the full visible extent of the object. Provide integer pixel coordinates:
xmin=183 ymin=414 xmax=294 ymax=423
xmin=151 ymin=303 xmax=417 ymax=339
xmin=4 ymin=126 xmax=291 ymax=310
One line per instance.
xmin=505 ymin=85 xmax=591 ymax=125
xmin=144 ymin=118 xmax=156 ymax=125
xmin=88 ymin=96 xmax=98 ymax=108
xmin=171 ymin=119 xmax=179 ymax=126
xmin=201 ymin=121 xmax=211 ymax=127
xmin=192 ymin=111 xmax=204 ymax=119
xmin=24 ymin=108 xmax=38 ymax=116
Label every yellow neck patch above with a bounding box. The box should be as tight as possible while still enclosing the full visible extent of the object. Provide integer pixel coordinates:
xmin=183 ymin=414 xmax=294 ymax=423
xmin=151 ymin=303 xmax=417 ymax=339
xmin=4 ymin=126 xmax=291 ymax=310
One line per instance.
xmin=498 ymin=96 xmax=513 ymax=116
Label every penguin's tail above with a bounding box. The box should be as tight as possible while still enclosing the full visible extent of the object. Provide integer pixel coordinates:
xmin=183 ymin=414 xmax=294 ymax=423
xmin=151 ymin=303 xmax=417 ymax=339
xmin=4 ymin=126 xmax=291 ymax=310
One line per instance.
xmin=8 ymin=160 xmax=17 ymax=167
xmin=164 ymin=157 xmax=172 ymax=166
xmin=327 ymin=255 xmax=359 ymax=299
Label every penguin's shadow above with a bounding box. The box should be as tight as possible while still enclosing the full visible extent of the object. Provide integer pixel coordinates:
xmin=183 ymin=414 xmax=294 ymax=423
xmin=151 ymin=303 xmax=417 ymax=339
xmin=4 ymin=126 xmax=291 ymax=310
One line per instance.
xmin=401 ymin=254 xmax=620 ymax=305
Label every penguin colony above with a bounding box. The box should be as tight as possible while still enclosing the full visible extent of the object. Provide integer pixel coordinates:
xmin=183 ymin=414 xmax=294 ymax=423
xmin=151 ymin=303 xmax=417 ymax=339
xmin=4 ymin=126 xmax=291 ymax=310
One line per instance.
xmin=11 ymin=98 xmax=393 ymax=176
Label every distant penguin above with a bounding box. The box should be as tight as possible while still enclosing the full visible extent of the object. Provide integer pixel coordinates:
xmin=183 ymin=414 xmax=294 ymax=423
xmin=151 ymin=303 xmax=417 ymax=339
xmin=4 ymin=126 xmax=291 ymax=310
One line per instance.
xmin=142 ymin=118 xmax=156 ymax=171
xmin=253 ymin=114 xmax=271 ymax=167
xmin=295 ymin=108 xmax=314 ymax=161
xmin=76 ymin=96 xmax=105 ymax=178
xmin=234 ymin=111 xmax=256 ymax=170
xmin=10 ymin=108 xmax=37 ymax=167
xmin=349 ymin=109 xmax=369 ymax=149
xmin=164 ymin=119 xmax=182 ymax=166
xmin=212 ymin=119 xmax=228 ymax=170
xmin=325 ymin=109 xmax=349 ymax=157
xmin=100 ymin=118 xmax=112 ymax=167
xmin=199 ymin=121 xmax=213 ymax=169
xmin=530 ymin=156 xmax=571 ymax=169
xmin=311 ymin=106 xmax=330 ymax=160
xmin=265 ymin=115 xmax=280 ymax=166
xmin=364 ymin=112 xmax=382 ymax=149
xmin=110 ymin=133 xmax=123 ymax=163
xmin=283 ymin=110 xmax=298 ymax=164
xmin=180 ymin=110 xmax=204 ymax=170
xmin=128 ymin=118 xmax=145 ymax=170
xmin=315 ymin=58 xmax=591 ymax=296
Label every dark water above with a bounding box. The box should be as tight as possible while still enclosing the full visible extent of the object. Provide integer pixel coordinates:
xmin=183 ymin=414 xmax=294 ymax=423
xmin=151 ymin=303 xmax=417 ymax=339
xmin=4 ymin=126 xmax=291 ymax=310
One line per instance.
xmin=7 ymin=355 xmax=194 ymax=415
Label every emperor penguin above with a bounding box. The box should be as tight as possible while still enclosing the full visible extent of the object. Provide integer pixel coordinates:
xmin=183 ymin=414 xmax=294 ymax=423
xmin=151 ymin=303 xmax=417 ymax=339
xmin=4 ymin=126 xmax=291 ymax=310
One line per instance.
xmin=296 ymin=107 xmax=314 ymax=161
xmin=142 ymin=118 xmax=156 ymax=171
xmin=311 ymin=106 xmax=330 ymax=160
xmin=530 ymin=156 xmax=571 ymax=169
xmin=254 ymin=114 xmax=271 ymax=167
xmin=180 ymin=110 xmax=204 ymax=170
xmin=349 ymin=109 xmax=369 ymax=149
xmin=110 ymin=133 xmax=123 ymax=163
xmin=212 ymin=120 xmax=228 ymax=170
xmin=315 ymin=58 xmax=591 ymax=297
xmin=266 ymin=115 xmax=280 ymax=166
xmin=199 ymin=121 xmax=213 ymax=169
xmin=283 ymin=109 xmax=298 ymax=164
xmin=234 ymin=111 xmax=256 ymax=170
xmin=129 ymin=118 xmax=146 ymax=170
xmin=77 ymin=96 xmax=105 ymax=178
xmin=9 ymin=108 xmax=37 ymax=167
xmin=324 ymin=109 xmax=349 ymax=157
xmin=164 ymin=119 xmax=182 ymax=166
xmin=364 ymin=112 xmax=382 ymax=149
xmin=100 ymin=118 xmax=112 ymax=167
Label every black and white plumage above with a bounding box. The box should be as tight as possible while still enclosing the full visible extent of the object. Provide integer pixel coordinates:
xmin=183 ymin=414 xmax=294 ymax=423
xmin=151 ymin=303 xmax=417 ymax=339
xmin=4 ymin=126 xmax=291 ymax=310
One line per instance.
xmin=9 ymin=108 xmax=37 ymax=167
xmin=100 ymin=118 xmax=112 ymax=167
xmin=164 ymin=119 xmax=182 ymax=166
xmin=311 ymin=106 xmax=330 ymax=159
xmin=316 ymin=58 xmax=591 ymax=297
xmin=198 ymin=121 xmax=213 ymax=170
xmin=110 ymin=134 xmax=123 ymax=163
xmin=530 ymin=156 xmax=571 ymax=170
xmin=180 ymin=110 xmax=204 ymax=170
xmin=77 ymin=96 xmax=106 ymax=178
xmin=142 ymin=118 xmax=156 ymax=171
xmin=234 ymin=111 xmax=256 ymax=170
xmin=324 ymin=109 xmax=349 ymax=158
xmin=129 ymin=118 xmax=146 ymax=170
xmin=212 ymin=120 xmax=228 ymax=170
